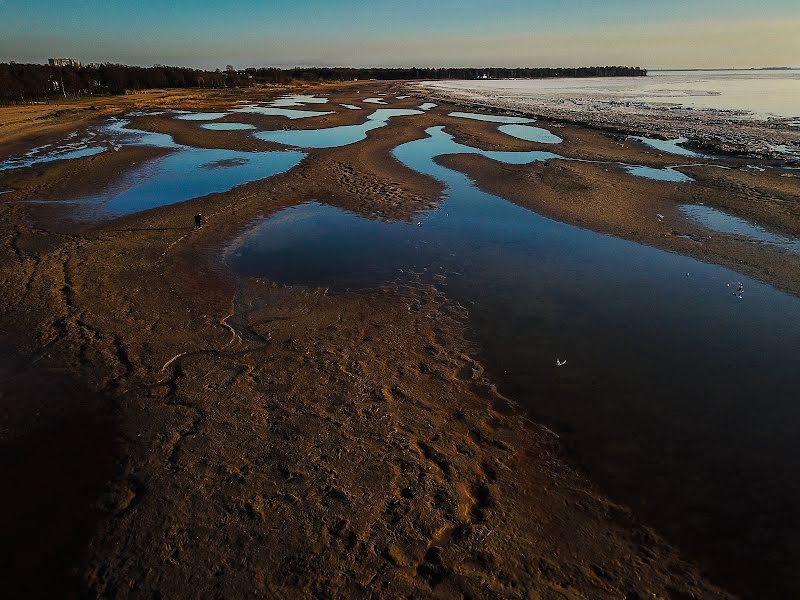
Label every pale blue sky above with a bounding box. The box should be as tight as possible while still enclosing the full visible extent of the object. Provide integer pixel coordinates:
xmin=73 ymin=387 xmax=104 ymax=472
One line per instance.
xmin=1 ymin=1 xmax=798 ymax=69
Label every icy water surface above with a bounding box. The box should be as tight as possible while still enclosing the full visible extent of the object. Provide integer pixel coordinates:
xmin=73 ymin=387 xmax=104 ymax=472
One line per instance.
xmin=229 ymin=124 xmax=800 ymax=596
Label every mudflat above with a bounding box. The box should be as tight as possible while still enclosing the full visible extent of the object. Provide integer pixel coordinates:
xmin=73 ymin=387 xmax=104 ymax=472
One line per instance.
xmin=2 ymin=83 xmax=798 ymax=599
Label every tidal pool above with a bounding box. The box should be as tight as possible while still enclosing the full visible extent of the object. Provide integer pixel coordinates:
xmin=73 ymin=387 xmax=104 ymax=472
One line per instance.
xmin=232 ymin=105 xmax=334 ymax=120
xmin=270 ymin=94 xmax=329 ymax=107
xmin=631 ymin=136 xmax=706 ymax=157
xmin=622 ymin=164 xmax=693 ymax=182
xmin=67 ymin=119 xmax=304 ymax=215
xmin=419 ymin=103 xmax=437 ymax=110
xmin=340 ymin=104 xmax=362 ymax=110
xmin=0 ymin=133 xmax=106 ymax=171
xmin=449 ymin=111 xmax=534 ymax=124
xmin=363 ymin=97 xmax=388 ymax=104
xmin=229 ymin=124 xmax=800 ymax=592
xmin=254 ymin=108 xmax=423 ymax=148
xmin=176 ymin=112 xmax=229 ymax=121
xmin=682 ymin=204 xmax=800 ymax=253
xmin=201 ymin=122 xmax=258 ymax=131
xmin=498 ymin=124 xmax=562 ymax=144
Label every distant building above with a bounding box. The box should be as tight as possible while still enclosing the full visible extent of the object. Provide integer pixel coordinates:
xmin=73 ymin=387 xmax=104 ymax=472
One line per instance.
xmin=48 ymin=57 xmax=82 ymax=67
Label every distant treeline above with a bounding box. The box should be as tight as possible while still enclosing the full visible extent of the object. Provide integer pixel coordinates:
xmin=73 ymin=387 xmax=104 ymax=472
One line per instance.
xmin=0 ymin=62 xmax=646 ymax=104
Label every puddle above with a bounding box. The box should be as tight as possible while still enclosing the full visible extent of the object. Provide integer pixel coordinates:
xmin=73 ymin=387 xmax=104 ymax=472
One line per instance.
xmin=498 ymin=124 xmax=562 ymax=144
xmin=419 ymin=103 xmax=437 ymax=110
xmin=127 ymin=110 xmax=169 ymax=117
xmin=176 ymin=112 xmax=229 ymax=121
xmin=397 ymin=95 xmax=411 ymax=99
xmin=363 ymin=98 xmax=388 ymax=105
xmin=270 ymin=95 xmax=329 ymax=107
xmin=201 ymin=122 xmax=257 ymax=131
xmin=340 ymin=104 xmax=362 ymax=110
xmin=254 ymin=108 xmax=422 ymax=148
xmin=229 ymin=125 xmax=800 ymax=589
xmin=682 ymin=204 xmax=800 ymax=253
xmin=449 ymin=111 xmax=534 ymax=124
xmin=0 ymin=132 xmax=106 ymax=172
xmin=62 ymin=119 xmax=304 ymax=216
xmin=231 ymin=105 xmax=334 ymax=120
xmin=622 ymin=165 xmax=693 ymax=182
xmin=631 ymin=136 xmax=706 ymax=158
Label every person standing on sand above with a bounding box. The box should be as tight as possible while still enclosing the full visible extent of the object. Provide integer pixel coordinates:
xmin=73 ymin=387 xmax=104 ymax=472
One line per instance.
xmin=194 ymin=213 xmax=203 ymax=230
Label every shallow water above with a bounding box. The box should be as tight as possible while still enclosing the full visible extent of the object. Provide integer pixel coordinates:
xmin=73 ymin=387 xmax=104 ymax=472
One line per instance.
xmin=340 ymin=104 xmax=362 ymax=110
xmin=232 ymin=105 xmax=334 ymax=120
xmin=201 ymin=122 xmax=257 ymax=131
xmin=254 ymin=108 xmax=422 ymax=148
xmin=622 ymin=164 xmax=693 ymax=182
xmin=498 ymin=124 xmax=562 ymax=144
xmin=631 ymin=136 xmax=705 ymax=157
xmin=270 ymin=94 xmax=329 ymax=107
xmin=0 ymin=133 xmax=106 ymax=171
xmin=363 ymin=97 xmax=388 ymax=105
xmin=419 ymin=103 xmax=437 ymax=110
xmin=682 ymin=204 xmax=800 ymax=254
xmin=176 ymin=112 xmax=229 ymax=121
xmin=229 ymin=124 xmax=800 ymax=593
xmin=66 ymin=120 xmax=304 ymax=215
xmin=449 ymin=111 xmax=533 ymax=124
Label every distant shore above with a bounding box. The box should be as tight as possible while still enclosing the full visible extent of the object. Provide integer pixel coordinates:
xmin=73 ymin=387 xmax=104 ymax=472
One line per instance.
xmin=418 ymin=73 xmax=800 ymax=161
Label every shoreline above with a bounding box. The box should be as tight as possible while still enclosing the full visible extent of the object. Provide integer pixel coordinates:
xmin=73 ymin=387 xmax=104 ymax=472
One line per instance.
xmin=2 ymin=82 xmax=797 ymax=598
xmin=416 ymin=79 xmax=800 ymax=162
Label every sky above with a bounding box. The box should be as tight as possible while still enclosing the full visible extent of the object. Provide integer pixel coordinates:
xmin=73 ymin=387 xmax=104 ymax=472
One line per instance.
xmin=1 ymin=0 xmax=798 ymax=70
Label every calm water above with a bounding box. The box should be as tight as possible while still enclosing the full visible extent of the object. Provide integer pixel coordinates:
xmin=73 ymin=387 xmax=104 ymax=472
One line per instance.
xmin=176 ymin=112 xmax=229 ymax=121
xmin=450 ymin=111 xmax=533 ymax=124
xmin=229 ymin=123 xmax=800 ymax=594
xmin=201 ymin=122 xmax=257 ymax=131
xmin=499 ymin=124 xmax=562 ymax=144
xmin=630 ymin=136 xmax=705 ymax=157
xmin=682 ymin=204 xmax=800 ymax=254
xmin=67 ymin=120 xmax=304 ymax=215
xmin=232 ymin=105 xmax=334 ymax=120
xmin=0 ymin=132 xmax=106 ymax=172
xmin=254 ymin=108 xmax=422 ymax=148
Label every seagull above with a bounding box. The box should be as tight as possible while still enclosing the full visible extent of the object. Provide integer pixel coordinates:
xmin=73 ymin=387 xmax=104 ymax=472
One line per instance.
xmin=556 ymin=359 xmax=567 ymax=367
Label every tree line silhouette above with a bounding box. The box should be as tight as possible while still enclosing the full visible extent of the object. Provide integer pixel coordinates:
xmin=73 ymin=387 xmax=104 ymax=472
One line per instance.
xmin=0 ymin=62 xmax=646 ymax=104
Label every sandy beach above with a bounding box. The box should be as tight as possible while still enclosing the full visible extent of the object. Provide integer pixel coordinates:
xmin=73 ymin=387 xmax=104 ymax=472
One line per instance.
xmin=2 ymin=82 xmax=799 ymax=599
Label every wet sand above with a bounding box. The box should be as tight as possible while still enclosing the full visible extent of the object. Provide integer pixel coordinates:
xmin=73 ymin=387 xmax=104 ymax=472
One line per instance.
xmin=1 ymin=82 xmax=797 ymax=598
